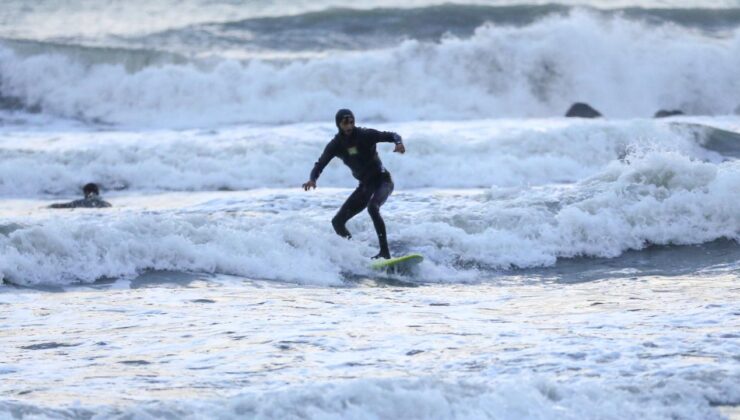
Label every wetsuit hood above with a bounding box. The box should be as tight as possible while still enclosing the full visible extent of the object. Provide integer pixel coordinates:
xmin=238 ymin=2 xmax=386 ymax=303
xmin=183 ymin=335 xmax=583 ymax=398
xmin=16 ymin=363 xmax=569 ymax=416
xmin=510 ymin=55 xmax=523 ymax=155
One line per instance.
xmin=335 ymin=109 xmax=354 ymax=131
xmin=83 ymin=183 xmax=100 ymax=198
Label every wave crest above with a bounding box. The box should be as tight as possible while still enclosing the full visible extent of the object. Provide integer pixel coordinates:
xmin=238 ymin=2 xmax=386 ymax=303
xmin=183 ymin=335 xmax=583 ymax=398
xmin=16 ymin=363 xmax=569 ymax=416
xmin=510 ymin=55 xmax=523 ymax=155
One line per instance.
xmin=1 ymin=11 xmax=739 ymax=127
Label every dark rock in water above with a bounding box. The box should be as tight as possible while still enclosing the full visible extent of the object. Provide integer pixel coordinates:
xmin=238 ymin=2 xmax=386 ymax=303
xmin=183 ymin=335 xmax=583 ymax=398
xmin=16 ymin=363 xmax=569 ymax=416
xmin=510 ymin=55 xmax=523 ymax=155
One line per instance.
xmin=654 ymin=109 xmax=684 ymax=118
xmin=20 ymin=342 xmax=80 ymax=350
xmin=565 ymin=102 xmax=602 ymax=118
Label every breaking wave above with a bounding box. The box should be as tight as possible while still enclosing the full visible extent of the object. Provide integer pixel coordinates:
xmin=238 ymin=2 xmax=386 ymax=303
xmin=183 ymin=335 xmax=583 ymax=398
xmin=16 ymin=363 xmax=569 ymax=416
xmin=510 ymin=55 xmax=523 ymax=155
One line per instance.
xmin=1 ymin=11 xmax=739 ymax=127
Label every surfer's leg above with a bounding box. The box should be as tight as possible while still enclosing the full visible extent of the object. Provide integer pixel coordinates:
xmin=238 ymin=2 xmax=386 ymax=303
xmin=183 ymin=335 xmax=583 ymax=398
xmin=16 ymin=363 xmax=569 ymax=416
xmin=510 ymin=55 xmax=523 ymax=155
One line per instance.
xmin=368 ymin=176 xmax=394 ymax=259
xmin=332 ymin=185 xmax=372 ymax=239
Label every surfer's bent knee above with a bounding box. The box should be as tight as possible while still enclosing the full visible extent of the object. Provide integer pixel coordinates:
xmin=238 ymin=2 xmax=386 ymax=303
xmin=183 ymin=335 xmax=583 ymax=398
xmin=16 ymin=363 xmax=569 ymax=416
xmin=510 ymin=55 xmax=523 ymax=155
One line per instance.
xmin=331 ymin=214 xmax=351 ymax=238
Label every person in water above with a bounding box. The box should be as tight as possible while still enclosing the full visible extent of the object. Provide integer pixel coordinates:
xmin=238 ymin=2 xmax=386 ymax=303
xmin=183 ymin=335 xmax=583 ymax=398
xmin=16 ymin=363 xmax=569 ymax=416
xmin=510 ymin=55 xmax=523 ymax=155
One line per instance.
xmin=303 ymin=109 xmax=405 ymax=259
xmin=49 ymin=183 xmax=112 ymax=209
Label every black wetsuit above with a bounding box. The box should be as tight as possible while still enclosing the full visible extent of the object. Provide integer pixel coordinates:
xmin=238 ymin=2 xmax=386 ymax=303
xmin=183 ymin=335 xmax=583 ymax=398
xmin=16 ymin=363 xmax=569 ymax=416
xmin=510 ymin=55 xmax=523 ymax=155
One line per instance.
xmin=310 ymin=125 xmax=402 ymax=258
xmin=49 ymin=196 xmax=112 ymax=209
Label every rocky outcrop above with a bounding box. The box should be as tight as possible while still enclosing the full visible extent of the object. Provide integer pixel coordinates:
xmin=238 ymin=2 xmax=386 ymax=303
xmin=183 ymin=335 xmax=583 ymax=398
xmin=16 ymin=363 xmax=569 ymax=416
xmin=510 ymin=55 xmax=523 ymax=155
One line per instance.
xmin=654 ymin=109 xmax=684 ymax=118
xmin=565 ymin=103 xmax=602 ymax=118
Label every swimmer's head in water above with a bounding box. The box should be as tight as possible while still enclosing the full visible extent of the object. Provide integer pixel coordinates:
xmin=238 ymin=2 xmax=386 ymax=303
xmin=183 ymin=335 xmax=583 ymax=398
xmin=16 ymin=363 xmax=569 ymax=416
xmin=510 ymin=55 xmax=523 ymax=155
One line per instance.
xmin=83 ymin=183 xmax=100 ymax=198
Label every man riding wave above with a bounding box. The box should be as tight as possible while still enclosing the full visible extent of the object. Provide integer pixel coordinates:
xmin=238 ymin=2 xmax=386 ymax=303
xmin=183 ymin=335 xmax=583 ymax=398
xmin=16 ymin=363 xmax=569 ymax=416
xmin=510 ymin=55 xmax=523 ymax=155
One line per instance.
xmin=303 ymin=109 xmax=405 ymax=259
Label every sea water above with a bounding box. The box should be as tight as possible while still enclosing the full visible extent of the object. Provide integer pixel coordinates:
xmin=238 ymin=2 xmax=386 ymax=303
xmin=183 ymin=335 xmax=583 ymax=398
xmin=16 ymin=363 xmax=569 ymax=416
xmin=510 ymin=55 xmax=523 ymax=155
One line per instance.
xmin=1 ymin=1 xmax=739 ymax=418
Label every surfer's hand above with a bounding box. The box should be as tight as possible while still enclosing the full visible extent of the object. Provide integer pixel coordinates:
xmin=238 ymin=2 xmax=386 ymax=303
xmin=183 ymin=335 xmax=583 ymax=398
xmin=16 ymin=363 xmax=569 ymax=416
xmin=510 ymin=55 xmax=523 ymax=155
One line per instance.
xmin=394 ymin=143 xmax=405 ymax=154
xmin=302 ymin=180 xmax=316 ymax=191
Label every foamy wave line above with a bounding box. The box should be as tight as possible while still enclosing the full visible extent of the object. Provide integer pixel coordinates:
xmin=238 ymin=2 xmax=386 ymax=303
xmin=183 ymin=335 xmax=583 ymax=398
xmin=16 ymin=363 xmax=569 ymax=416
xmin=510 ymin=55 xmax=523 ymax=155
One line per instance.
xmin=0 ymin=120 xmax=711 ymax=197
xmin=0 ymin=151 xmax=737 ymax=286
xmin=1 ymin=374 xmax=736 ymax=419
xmin=403 ymin=152 xmax=740 ymax=270
xmin=0 ymin=212 xmax=366 ymax=286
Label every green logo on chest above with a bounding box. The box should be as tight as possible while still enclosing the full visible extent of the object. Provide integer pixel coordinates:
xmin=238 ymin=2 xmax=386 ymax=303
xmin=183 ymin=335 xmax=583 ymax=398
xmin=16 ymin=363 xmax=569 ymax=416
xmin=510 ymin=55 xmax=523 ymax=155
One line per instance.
xmin=347 ymin=146 xmax=358 ymax=155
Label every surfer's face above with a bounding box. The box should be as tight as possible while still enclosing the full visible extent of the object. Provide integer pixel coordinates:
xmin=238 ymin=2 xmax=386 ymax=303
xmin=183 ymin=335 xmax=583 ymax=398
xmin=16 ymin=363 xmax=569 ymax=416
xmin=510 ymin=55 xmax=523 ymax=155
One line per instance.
xmin=340 ymin=116 xmax=354 ymax=135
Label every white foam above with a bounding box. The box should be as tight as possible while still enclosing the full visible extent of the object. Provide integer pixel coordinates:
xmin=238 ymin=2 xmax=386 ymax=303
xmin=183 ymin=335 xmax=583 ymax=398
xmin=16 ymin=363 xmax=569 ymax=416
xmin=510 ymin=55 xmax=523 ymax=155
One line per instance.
xmin=0 ymin=119 xmax=715 ymax=197
xmin=2 ymin=265 xmax=737 ymax=417
xmin=1 ymin=11 xmax=739 ymax=127
xmin=0 ymin=210 xmax=363 ymax=286
xmin=1 ymin=150 xmax=737 ymax=286
xmin=131 ymin=376 xmax=740 ymax=419
xmin=2 ymin=375 xmax=736 ymax=419
xmin=399 ymin=152 xmax=740 ymax=270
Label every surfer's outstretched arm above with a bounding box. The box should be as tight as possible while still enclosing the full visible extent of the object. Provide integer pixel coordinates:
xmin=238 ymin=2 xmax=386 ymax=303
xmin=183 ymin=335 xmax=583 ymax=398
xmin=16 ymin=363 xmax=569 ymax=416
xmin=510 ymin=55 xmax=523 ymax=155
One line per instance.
xmin=303 ymin=139 xmax=337 ymax=190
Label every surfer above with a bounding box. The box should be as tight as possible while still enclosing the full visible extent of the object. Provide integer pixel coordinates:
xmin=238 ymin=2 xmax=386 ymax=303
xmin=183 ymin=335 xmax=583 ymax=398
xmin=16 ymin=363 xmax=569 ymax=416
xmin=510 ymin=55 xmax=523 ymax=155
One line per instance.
xmin=302 ymin=109 xmax=405 ymax=259
xmin=49 ymin=183 xmax=112 ymax=209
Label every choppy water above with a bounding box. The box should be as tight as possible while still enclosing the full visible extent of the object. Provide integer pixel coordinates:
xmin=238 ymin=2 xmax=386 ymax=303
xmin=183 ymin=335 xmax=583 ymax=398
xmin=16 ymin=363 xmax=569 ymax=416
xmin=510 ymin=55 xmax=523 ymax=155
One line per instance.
xmin=1 ymin=1 xmax=739 ymax=418
xmin=3 ymin=273 xmax=740 ymax=419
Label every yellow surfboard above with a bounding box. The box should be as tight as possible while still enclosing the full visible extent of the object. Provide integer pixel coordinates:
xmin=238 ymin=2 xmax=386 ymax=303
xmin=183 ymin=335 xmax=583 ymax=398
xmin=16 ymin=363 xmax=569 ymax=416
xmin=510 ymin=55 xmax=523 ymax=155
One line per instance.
xmin=370 ymin=253 xmax=424 ymax=272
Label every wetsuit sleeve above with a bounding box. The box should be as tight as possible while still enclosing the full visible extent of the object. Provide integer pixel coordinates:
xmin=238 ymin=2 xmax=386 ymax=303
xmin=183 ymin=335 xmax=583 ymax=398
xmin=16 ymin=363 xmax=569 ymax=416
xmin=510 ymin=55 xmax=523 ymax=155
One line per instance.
xmin=49 ymin=202 xmax=75 ymax=209
xmin=368 ymin=128 xmax=403 ymax=145
xmin=309 ymin=140 xmax=337 ymax=182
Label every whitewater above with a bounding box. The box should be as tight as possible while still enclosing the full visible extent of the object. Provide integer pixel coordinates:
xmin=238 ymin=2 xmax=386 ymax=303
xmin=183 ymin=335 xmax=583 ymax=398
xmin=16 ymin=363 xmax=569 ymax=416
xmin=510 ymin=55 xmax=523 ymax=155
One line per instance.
xmin=1 ymin=1 xmax=739 ymax=419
